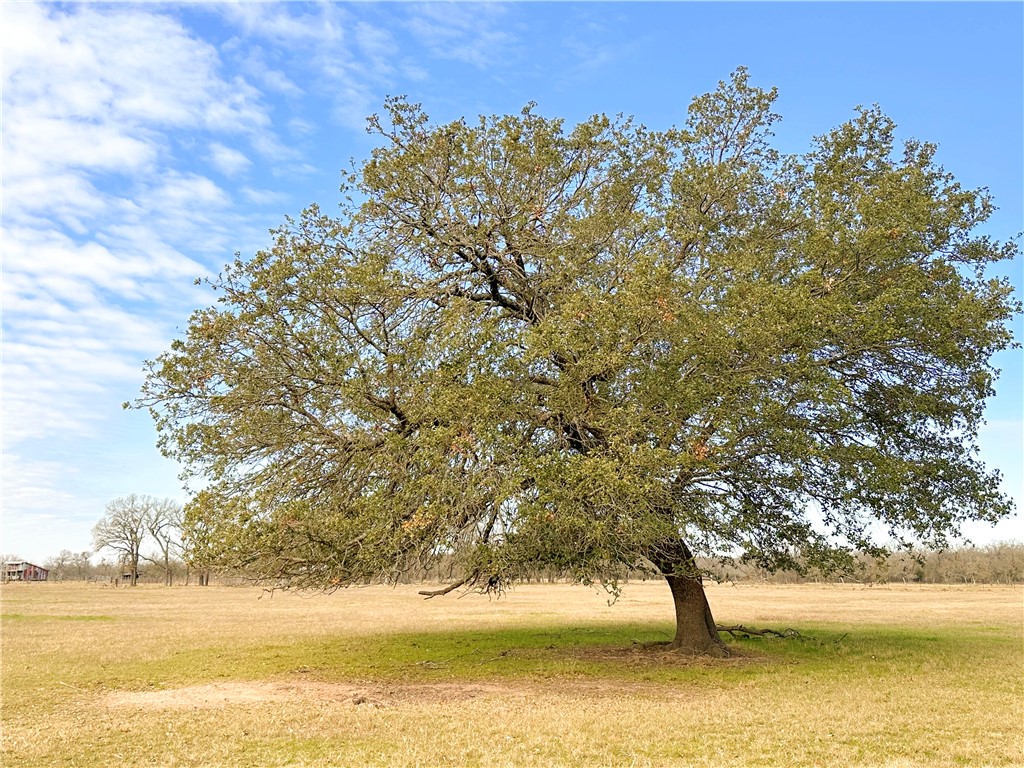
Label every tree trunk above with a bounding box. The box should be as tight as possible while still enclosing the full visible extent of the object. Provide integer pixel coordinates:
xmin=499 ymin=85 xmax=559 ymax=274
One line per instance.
xmin=650 ymin=536 xmax=729 ymax=656
xmin=664 ymin=573 xmax=728 ymax=656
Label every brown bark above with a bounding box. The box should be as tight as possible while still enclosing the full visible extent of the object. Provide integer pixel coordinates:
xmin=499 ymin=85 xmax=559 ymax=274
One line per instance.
xmin=650 ymin=536 xmax=728 ymax=656
xmin=664 ymin=573 xmax=729 ymax=656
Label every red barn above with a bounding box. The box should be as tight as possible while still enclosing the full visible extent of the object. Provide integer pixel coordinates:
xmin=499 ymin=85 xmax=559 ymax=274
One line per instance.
xmin=3 ymin=562 xmax=49 ymax=581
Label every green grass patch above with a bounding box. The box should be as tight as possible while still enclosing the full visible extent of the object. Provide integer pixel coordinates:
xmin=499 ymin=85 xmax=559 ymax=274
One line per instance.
xmin=124 ymin=623 xmax=680 ymax=685
xmin=44 ymin=619 xmax=1023 ymax=698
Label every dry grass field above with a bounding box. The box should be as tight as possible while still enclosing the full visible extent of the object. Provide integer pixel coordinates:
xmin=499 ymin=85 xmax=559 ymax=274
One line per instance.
xmin=1 ymin=580 xmax=1021 ymax=767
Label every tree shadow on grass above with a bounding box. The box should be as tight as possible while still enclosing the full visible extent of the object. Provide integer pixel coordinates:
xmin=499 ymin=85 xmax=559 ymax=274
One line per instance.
xmin=116 ymin=622 xmax=992 ymax=693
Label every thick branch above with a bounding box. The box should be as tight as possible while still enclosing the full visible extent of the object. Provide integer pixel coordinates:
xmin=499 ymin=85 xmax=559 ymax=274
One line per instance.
xmin=418 ymin=575 xmax=475 ymax=599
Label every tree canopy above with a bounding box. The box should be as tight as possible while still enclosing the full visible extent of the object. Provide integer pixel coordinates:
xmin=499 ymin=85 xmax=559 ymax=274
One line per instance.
xmin=136 ymin=70 xmax=1018 ymax=652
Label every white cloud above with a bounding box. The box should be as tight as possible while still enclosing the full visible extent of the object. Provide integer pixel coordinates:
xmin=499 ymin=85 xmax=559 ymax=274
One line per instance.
xmin=4 ymin=171 xmax=117 ymax=234
xmin=0 ymin=224 xmax=196 ymax=446
xmin=209 ymin=2 xmax=514 ymax=131
xmin=3 ymin=4 xmax=262 ymax=133
xmin=3 ymin=226 xmax=203 ymax=300
xmin=405 ymin=3 xmax=513 ymax=69
xmin=352 ymin=20 xmax=398 ymax=79
xmin=206 ymin=141 xmax=254 ymax=176
xmin=0 ymin=0 xmax=531 ymax=563
xmin=248 ymin=130 xmax=305 ymax=165
xmin=218 ymin=3 xmax=377 ymax=130
xmin=234 ymin=46 xmax=306 ymax=98
xmin=219 ymin=3 xmax=347 ymax=47
xmin=0 ymin=2 xmax=286 ymax=547
xmin=287 ymin=117 xmax=318 ymax=137
xmin=0 ymin=455 xmax=81 ymax=518
xmin=1 ymin=3 xmax=278 ymax=201
xmin=212 ymin=3 xmax=525 ymax=132
xmin=148 ymin=172 xmax=232 ymax=209
xmin=242 ymin=187 xmax=290 ymax=206
xmin=4 ymin=117 xmax=157 ymax=178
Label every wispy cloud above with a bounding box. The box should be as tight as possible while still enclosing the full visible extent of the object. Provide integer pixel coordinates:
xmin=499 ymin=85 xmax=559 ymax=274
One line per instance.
xmin=405 ymin=3 xmax=514 ymax=69
xmin=208 ymin=143 xmax=253 ymax=176
xmin=232 ymin=46 xmax=306 ymax=98
xmin=214 ymin=3 xmax=515 ymax=128
xmin=218 ymin=2 xmax=379 ymax=128
xmin=219 ymin=3 xmax=347 ymax=47
xmin=1 ymin=0 xmax=531 ymax=560
xmin=242 ymin=187 xmax=290 ymax=206
xmin=0 ymin=3 xmax=284 ymax=533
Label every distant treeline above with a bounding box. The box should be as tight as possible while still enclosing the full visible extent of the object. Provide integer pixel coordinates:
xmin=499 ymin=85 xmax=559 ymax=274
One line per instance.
xmin=21 ymin=542 xmax=1024 ymax=586
xmin=698 ymin=542 xmax=1024 ymax=585
xmin=31 ymin=551 xmax=194 ymax=585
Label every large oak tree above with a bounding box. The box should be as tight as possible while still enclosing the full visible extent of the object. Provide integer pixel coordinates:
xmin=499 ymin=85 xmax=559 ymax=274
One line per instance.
xmin=136 ymin=71 xmax=1017 ymax=654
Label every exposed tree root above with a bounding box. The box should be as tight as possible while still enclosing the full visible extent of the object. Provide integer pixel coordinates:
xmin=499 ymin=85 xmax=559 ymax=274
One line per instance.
xmin=716 ymin=624 xmax=801 ymax=639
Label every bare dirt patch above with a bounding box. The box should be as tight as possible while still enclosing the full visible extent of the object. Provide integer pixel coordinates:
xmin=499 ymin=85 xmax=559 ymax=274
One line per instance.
xmin=102 ymin=640 xmax=775 ymax=712
xmin=101 ymin=670 xmax=709 ymax=711
xmin=103 ymin=679 xmax=513 ymax=710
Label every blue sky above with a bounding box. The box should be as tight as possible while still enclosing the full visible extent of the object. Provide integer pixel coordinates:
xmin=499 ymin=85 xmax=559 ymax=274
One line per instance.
xmin=2 ymin=1 xmax=1021 ymax=564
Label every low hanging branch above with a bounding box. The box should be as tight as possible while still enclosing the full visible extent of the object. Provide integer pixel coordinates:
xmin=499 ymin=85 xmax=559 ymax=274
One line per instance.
xmin=418 ymin=572 xmax=504 ymax=599
xmin=715 ymin=624 xmax=802 ymax=639
xmin=418 ymin=577 xmax=473 ymax=599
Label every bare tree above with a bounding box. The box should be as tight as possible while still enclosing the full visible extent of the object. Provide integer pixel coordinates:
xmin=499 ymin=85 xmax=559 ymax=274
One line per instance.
xmin=142 ymin=498 xmax=184 ymax=585
xmin=43 ymin=550 xmax=100 ymax=581
xmin=44 ymin=550 xmax=73 ymax=580
xmin=71 ymin=551 xmax=93 ymax=581
xmin=92 ymin=495 xmax=152 ymax=586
